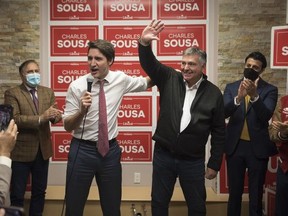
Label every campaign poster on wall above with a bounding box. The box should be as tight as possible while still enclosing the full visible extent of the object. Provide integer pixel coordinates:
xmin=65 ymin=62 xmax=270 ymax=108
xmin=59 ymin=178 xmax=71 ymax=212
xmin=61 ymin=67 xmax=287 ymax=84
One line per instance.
xmin=110 ymin=61 xmax=152 ymax=91
xmin=104 ymin=25 xmax=143 ymax=57
xmin=52 ymin=131 xmax=73 ymax=162
xmin=271 ymin=26 xmax=288 ymax=68
xmin=157 ymin=24 xmax=206 ymax=56
xmin=50 ymin=0 xmax=98 ymax=20
xmin=51 ymin=131 xmax=152 ymax=162
xmin=50 ymin=26 xmax=98 ymax=56
xmin=118 ymin=96 xmax=152 ymax=127
xmin=118 ymin=131 xmax=152 ymax=162
xmin=103 ymin=0 xmax=152 ymax=20
xmin=157 ymin=0 xmax=206 ymax=20
xmin=50 ymin=61 xmax=89 ymax=92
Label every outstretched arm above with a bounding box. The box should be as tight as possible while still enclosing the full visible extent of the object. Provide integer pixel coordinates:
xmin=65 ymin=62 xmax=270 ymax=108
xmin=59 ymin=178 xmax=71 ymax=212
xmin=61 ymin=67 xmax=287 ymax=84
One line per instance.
xmin=139 ymin=19 xmax=165 ymax=46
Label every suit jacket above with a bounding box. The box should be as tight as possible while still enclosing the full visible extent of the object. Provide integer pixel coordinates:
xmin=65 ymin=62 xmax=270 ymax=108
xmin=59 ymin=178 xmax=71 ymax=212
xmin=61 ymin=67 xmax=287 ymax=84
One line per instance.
xmin=223 ymin=78 xmax=278 ymax=158
xmin=4 ymin=84 xmax=62 ymax=162
xmin=0 ymin=164 xmax=11 ymax=206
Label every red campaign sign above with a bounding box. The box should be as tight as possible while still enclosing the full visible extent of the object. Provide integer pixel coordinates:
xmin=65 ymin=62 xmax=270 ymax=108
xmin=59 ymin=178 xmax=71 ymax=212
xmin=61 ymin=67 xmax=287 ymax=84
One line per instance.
xmin=264 ymin=188 xmax=276 ymax=216
xmin=103 ymin=0 xmax=152 ymax=20
xmin=157 ymin=24 xmax=206 ymax=56
xmin=157 ymin=0 xmax=206 ymax=20
xmin=51 ymin=61 xmax=89 ymax=92
xmin=118 ymin=96 xmax=152 ymax=127
xmin=50 ymin=0 xmax=98 ymax=20
xmin=50 ymin=26 xmax=98 ymax=56
xmin=51 ymin=96 xmax=66 ymax=127
xmin=110 ymin=61 xmax=152 ymax=91
xmin=219 ymin=154 xmax=278 ymax=193
xmin=104 ymin=26 xmax=143 ymax=57
xmin=118 ymin=131 xmax=152 ymax=162
xmin=52 ymin=131 xmax=73 ymax=162
xmin=271 ymin=26 xmax=288 ymax=68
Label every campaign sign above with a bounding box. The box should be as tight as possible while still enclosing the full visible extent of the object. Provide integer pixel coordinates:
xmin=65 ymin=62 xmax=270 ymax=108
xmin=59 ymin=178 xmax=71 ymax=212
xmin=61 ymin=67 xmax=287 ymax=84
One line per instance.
xmin=104 ymin=26 xmax=143 ymax=56
xmin=157 ymin=0 xmax=206 ymax=20
xmin=219 ymin=154 xmax=278 ymax=193
xmin=110 ymin=61 xmax=152 ymax=91
xmin=103 ymin=0 xmax=152 ymax=20
xmin=50 ymin=0 xmax=98 ymax=20
xmin=51 ymin=96 xmax=66 ymax=127
xmin=118 ymin=131 xmax=152 ymax=162
xmin=51 ymin=61 xmax=89 ymax=92
xmin=118 ymin=96 xmax=152 ymax=126
xmin=157 ymin=24 xmax=206 ymax=56
xmin=50 ymin=26 xmax=98 ymax=56
xmin=51 ymin=132 xmax=73 ymax=162
xmin=271 ymin=26 xmax=288 ymax=68
xmin=264 ymin=188 xmax=276 ymax=216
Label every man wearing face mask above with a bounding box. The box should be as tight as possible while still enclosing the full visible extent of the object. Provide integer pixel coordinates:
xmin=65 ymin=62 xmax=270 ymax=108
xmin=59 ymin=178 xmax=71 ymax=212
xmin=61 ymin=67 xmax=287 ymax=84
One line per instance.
xmin=4 ymin=59 xmax=62 ymax=216
xmin=223 ymin=51 xmax=278 ymax=216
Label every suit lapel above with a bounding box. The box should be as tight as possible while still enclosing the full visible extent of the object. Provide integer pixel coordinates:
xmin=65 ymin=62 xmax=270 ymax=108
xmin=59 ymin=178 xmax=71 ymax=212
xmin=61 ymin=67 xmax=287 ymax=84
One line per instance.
xmin=20 ymin=84 xmax=38 ymax=114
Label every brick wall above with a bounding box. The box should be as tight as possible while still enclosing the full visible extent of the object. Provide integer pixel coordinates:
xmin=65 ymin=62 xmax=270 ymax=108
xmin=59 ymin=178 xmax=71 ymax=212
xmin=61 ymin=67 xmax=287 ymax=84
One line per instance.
xmin=218 ymin=0 xmax=287 ymax=97
xmin=0 ymin=0 xmax=39 ymax=103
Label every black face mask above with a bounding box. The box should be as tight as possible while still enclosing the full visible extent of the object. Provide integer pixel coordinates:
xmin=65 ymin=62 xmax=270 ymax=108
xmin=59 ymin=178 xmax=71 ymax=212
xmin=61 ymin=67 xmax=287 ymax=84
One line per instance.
xmin=243 ymin=68 xmax=259 ymax=81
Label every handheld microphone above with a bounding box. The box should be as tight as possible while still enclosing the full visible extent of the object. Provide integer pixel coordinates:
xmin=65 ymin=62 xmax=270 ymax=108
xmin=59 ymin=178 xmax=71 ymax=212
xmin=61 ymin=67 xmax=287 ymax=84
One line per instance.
xmin=87 ymin=77 xmax=94 ymax=92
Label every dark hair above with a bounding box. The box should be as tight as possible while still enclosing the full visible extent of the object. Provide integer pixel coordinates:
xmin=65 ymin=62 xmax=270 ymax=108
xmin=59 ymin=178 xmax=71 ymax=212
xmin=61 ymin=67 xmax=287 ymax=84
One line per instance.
xmin=87 ymin=39 xmax=115 ymax=65
xmin=19 ymin=59 xmax=38 ymax=74
xmin=182 ymin=46 xmax=207 ymax=65
xmin=245 ymin=51 xmax=267 ymax=69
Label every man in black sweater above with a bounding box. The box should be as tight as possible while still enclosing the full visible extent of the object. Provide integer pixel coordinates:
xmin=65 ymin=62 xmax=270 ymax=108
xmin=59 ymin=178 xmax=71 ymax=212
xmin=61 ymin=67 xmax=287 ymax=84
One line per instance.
xmin=138 ymin=20 xmax=225 ymax=216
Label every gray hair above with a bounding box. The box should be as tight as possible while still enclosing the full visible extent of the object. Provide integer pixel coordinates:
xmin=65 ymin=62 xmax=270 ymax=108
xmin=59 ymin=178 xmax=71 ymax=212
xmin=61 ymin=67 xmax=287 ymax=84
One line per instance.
xmin=182 ymin=47 xmax=207 ymax=65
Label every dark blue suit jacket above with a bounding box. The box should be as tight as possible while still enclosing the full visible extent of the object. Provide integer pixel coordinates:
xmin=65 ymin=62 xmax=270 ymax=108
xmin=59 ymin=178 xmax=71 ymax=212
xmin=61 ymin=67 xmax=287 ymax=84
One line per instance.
xmin=223 ymin=78 xmax=278 ymax=158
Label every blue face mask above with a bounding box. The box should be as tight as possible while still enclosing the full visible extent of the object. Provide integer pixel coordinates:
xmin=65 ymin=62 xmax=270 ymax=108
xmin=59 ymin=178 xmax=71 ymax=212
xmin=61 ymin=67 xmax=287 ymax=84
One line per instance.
xmin=26 ymin=73 xmax=40 ymax=87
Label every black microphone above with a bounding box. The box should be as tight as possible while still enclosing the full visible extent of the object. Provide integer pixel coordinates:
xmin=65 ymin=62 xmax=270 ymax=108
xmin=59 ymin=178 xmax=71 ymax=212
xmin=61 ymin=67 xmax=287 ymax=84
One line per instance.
xmin=87 ymin=77 xmax=94 ymax=92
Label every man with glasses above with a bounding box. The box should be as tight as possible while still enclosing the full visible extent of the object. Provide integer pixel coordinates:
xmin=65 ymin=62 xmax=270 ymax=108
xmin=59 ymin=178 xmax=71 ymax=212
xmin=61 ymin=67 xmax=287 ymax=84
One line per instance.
xmin=223 ymin=52 xmax=278 ymax=216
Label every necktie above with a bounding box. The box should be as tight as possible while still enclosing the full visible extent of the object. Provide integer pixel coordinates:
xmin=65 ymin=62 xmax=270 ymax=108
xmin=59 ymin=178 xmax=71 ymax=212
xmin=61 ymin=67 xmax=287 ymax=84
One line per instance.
xmin=98 ymin=80 xmax=109 ymax=157
xmin=240 ymin=95 xmax=250 ymax=141
xmin=30 ymin=89 xmax=39 ymax=112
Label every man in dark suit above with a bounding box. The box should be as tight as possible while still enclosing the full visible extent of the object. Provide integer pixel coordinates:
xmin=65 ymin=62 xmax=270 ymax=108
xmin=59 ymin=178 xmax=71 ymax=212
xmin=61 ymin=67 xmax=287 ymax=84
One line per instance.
xmin=223 ymin=51 xmax=278 ymax=216
xmin=4 ymin=60 xmax=62 ymax=216
xmin=138 ymin=20 xmax=225 ymax=216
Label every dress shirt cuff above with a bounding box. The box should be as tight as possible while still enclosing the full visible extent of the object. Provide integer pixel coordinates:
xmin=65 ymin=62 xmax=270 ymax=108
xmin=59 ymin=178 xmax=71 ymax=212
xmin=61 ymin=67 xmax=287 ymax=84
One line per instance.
xmin=234 ymin=96 xmax=240 ymax=106
xmin=277 ymin=131 xmax=288 ymax=141
xmin=0 ymin=156 xmax=12 ymax=168
xmin=250 ymin=95 xmax=259 ymax=103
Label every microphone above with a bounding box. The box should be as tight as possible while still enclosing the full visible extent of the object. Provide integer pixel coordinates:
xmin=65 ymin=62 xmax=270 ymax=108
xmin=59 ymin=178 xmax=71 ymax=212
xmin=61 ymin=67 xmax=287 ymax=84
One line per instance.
xmin=87 ymin=77 xmax=94 ymax=92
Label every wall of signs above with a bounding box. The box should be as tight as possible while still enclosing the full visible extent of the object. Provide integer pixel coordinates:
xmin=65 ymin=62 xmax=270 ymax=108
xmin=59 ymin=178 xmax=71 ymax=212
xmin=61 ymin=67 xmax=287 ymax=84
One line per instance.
xmin=41 ymin=0 xmax=216 ymax=186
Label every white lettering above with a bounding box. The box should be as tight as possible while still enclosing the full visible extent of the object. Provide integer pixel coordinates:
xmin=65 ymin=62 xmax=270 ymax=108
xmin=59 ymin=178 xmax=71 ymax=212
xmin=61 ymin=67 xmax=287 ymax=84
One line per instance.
xmin=118 ymin=110 xmax=145 ymax=118
xmin=163 ymin=38 xmax=199 ymax=48
xmin=120 ymin=145 xmax=145 ymax=153
xmin=164 ymin=3 xmax=199 ymax=12
xmin=282 ymin=46 xmax=288 ymax=56
xmin=110 ymin=3 xmax=145 ymax=12
xmin=111 ymin=39 xmax=138 ymax=48
xmin=57 ymin=40 xmax=90 ymax=48
xmin=57 ymin=4 xmax=91 ymax=13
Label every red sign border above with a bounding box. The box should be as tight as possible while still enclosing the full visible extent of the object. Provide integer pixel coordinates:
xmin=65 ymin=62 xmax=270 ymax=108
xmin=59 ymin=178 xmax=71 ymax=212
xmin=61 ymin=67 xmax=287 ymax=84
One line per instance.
xmin=271 ymin=26 xmax=288 ymax=69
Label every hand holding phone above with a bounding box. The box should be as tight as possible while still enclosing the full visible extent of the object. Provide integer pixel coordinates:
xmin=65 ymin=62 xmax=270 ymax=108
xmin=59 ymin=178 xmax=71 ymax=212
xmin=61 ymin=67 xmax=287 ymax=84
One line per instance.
xmin=0 ymin=105 xmax=13 ymax=131
xmin=0 ymin=206 xmax=25 ymax=216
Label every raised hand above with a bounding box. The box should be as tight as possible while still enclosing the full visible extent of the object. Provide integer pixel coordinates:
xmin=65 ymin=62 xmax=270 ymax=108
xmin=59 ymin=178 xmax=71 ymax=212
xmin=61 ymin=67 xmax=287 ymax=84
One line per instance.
xmin=140 ymin=19 xmax=165 ymax=46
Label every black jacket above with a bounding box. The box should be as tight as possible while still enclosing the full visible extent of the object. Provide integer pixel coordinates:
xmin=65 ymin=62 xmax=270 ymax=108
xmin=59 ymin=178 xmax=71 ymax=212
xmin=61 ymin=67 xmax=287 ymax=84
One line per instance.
xmin=138 ymin=43 xmax=225 ymax=171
